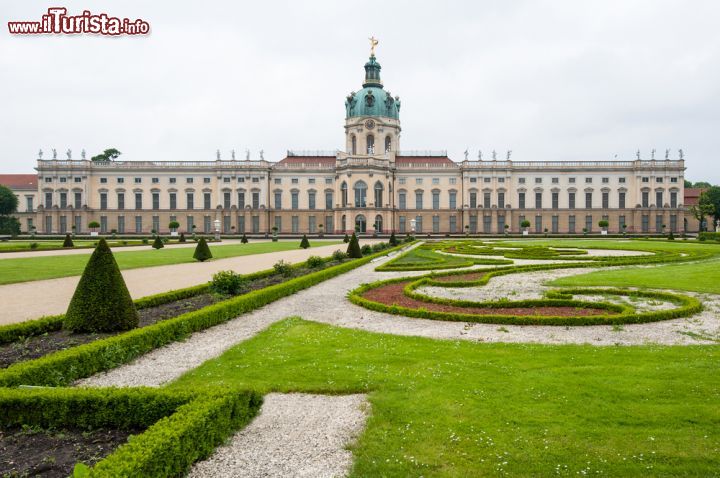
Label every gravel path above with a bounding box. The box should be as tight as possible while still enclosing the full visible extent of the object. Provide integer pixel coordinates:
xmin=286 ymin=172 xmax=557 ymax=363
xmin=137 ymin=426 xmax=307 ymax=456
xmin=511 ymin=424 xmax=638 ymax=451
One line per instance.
xmin=0 ymin=242 xmax=353 ymax=325
xmin=188 ymin=393 xmax=368 ymax=478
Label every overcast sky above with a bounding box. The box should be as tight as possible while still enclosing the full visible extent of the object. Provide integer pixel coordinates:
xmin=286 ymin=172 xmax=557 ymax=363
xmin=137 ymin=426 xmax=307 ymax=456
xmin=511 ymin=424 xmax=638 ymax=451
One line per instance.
xmin=2 ymin=1 xmax=719 ymax=183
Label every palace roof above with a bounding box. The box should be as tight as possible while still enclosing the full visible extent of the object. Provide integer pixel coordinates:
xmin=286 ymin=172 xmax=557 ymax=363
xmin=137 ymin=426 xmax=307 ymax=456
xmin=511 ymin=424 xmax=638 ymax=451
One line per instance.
xmin=0 ymin=174 xmax=37 ymax=190
xmin=684 ymin=188 xmax=706 ymax=206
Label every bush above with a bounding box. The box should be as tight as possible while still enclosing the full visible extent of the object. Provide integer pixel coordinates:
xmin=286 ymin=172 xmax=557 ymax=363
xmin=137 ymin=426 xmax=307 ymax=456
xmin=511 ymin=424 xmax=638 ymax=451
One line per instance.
xmin=332 ymin=250 xmax=348 ymax=261
xmin=668 ymin=232 xmax=675 ymax=241
xmin=343 ymin=233 xmax=350 ymax=243
xmin=62 ymin=233 xmax=74 ymax=248
xmin=371 ymin=243 xmax=385 ymax=252
xmin=361 ymin=244 xmax=372 ymax=255
xmin=347 ymin=233 xmax=362 ymax=258
xmin=306 ymin=255 xmax=324 ymax=268
xmin=300 ymin=234 xmax=310 ymax=249
xmin=241 ymin=233 xmax=248 ymax=244
xmin=152 ymin=236 xmax=164 ymax=249
xmin=142 ymin=238 xmax=149 ymax=244
xmin=273 ymin=260 xmax=293 ymax=277
xmin=698 ymin=232 xmax=720 ymax=241
xmin=88 ymin=221 xmax=100 ymax=230
xmin=168 ymin=220 xmax=180 ymax=231
xmin=211 ymin=271 xmax=249 ymax=296
xmin=63 ymin=239 xmax=139 ymax=333
xmin=193 ymin=237 xmax=212 ymax=262
xmin=520 ymin=220 xmax=531 ymax=228
xmin=389 ymin=232 xmax=398 ymax=246
xmin=179 ymin=232 xmax=186 ymax=243
xmin=29 ymin=242 xmax=38 ymax=250
xmin=598 ymin=220 xmax=609 ymax=228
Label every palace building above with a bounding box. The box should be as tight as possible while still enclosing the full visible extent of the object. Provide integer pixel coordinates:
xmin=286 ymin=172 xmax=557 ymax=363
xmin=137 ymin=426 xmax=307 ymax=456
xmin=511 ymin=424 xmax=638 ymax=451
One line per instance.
xmin=3 ymin=48 xmax=692 ymax=236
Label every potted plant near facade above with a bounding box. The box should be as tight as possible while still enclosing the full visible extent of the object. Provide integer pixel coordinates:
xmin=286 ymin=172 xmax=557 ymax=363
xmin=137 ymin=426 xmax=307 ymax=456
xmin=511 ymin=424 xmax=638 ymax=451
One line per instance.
xmin=582 ymin=227 xmax=588 ymax=236
xmin=598 ymin=219 xmax=609 ymax=235
xmin=622 ymin=224 xmax=627 ymax=236
xmin=71 ymin=224 xmax=76 ymax=238
xmin=520 ymin=220 xmax=531 ymax=236
xmin=543 ymin=227 xmax=549 ymax=238
xmin=504 ymin=224 xmax=509 ymax=236
xmin=88 ymin=221 xmax=100 ymax=237
xmin=317 ymin=223 xmax=324 ymax=238
xmin=271 ymin=226 xmax=279 ymax=242
xmin=661 ymin=224 xmax=667 ymax=236
xmin=169 ymin=221 xmax=180 ymax=237
xmin=464 ymin=224 xmax=470 ymax=237
xmin=191 ymin=224 xmax=197 ymax=239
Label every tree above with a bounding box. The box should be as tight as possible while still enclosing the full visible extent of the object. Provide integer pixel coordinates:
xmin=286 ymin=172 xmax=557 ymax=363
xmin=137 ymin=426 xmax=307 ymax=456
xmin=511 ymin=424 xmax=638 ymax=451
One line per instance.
xmin=168 ymin=220 xmax=180 ymax=232
xmin=241 ymin=233 xmax=249 ymax=244
xmin=702 ymin=186 xmax=720 ymax=223
xmin=91 ymin=148 xmax=122 ymax=162
xmin=690 ymin=192 xmax=715 ymax=231
xmin=88 ymin=221 xmax=100 ymax=231
xmin=684 ymin=179 xmax=693 ymax=188
xmin=346 ymin=232 xmax=362 ymax=258
xmin=317 ymin=223 xmax=324 ymax=237
xmin=343 ymin=233 xmax=350 ymax=243
xmin=300 ymin=234 xmax=310 ymax=249
xmin=692 ymin=181 xmax=712 ymax=188
xmin=152 ymin=236 xmax=164 ymax=249
xmin=598 ymin=220 xmax=609 ymax=229
xmin=178 ymin=232 xmax=186 ymax=243
xmin=389 ymin=232 xmax=398 ymax=246
xmin=193 ymin=237 xmax=213 ymax=261
xmin=63 ymin=233 xmax=74 ymax=248
xmin=0 ymin=185 xmax=20 ymax=236
xmin=520 ymin=220 xmax=531 ymax=229
xmin=64 ymin=239 xmax=138 ymax=332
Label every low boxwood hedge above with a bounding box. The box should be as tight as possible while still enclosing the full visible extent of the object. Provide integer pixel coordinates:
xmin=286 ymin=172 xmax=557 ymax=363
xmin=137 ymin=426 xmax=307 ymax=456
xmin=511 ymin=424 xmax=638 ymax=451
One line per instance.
xmin=0 ymin=386 xmax=261 ymax=477
xmin=0 ymin=242 xmax=413 ymax=387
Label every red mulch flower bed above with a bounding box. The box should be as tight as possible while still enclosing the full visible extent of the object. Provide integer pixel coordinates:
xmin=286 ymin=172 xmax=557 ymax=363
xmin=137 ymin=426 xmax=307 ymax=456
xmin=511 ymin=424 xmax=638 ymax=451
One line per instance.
xmin=362 ymin=282 xmax=607 ymax=317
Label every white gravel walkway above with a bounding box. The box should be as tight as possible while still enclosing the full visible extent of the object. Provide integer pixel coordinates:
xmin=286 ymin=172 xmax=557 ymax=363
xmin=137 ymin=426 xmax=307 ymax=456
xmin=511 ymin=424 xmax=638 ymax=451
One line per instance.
xmin=188 ymin=393 xmax=368 ymax=478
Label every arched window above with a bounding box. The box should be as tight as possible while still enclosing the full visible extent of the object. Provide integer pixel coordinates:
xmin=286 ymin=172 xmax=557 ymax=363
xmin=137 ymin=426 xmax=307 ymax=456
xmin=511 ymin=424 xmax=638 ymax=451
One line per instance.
xmin=385 ymin=135 xmax=392 ymax=153
xmin=351 ymin=135 xmax=357 ymax=155
xmin=354 ymin=180 xmax=367 ymax=207
xmin=374 ymin=214 xmax=383 ymax=233
xmin=341 ymin=181 xmax=348 ymax=207
xmin=374 ymin=181 xmax=384 ymax=207
xmin=341 ymin=214 xmax=347 ymax=231
xmin=355 ymin=214 xmax=366 ymax=233
xmin=366 ymin=135 xmax=375 ymax=154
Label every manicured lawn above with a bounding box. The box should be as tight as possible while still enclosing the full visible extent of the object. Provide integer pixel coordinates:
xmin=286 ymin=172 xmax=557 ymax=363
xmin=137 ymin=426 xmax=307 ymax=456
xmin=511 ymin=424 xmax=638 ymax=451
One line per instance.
xmin=0 ymin=239 xmax=146 ymax=252
xmin=173 ymin=318 xmax=720 ymax=477
xmin=551 ymin=258 xmax=720 ymax=294
xmin=0 ymin=240 xmax=342 ymax=285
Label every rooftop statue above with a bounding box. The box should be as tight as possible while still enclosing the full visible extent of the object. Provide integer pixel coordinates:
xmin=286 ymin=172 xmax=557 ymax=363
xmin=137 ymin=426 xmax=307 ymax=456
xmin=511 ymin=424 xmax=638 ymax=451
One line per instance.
xmin=231 ymin=149 xmax=236 ymax=160
xmin=369 ymin=36 xmax=378 ymax=56
xmin=66 ymin=149 xmax=72 ymax=160
xmin=665 ymin=148 xmax=670 ymax=160
xmin=81 ymin=149 xmax=86 ymax=160
xmin=507 ymin=150 xmax=512 ymax=160
xmin=38 ymin=149 xmax=43 ymax=159
xmin=52 ymin=148 xmax=57 ymax=159
xmin=464 ymin=149 xmax=469 ymax=161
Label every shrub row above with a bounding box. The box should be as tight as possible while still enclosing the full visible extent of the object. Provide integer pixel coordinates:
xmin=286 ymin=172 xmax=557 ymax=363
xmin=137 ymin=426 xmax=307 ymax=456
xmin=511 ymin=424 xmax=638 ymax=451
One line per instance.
xmin=0 ymin=387 xmax=261 ymax=477
xmin=0 ymin=242 xmax=413 ymax=387
xmin=698 ymin=232 xmax=720 ymax=241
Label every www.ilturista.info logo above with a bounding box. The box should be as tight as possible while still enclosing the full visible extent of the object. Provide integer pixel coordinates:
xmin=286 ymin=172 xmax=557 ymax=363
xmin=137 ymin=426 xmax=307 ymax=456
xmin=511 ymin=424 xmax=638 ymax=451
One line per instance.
xmin=8 ymin=7 xmax=150 ymax=35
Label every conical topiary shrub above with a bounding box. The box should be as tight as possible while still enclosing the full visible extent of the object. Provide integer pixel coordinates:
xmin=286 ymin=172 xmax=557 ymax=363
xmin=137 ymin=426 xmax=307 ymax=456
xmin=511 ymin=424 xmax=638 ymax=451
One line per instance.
xmin=193 ymin=237 xmax=213 ymax=262
xmin=347 ymin=232 xmax=362 ymax=258
xmin=343 ymin=233 xmax=350 ymax=243
xmin=152 ymin=236 xmax=164 ymax=249
xmin=64 ymin=239 xmax=138 ymax=333
xmin=179 ymin=232 xmax=186 ymax=243
xmin=241 ymin=233 xmax=248 ymax=244
xmin=389 ymin=232 xmax=398 ymax=246
xmin=300 ymin=234 xmax=310 ymax=249
xmin=63 ymin=233 xmax=74 ymax=248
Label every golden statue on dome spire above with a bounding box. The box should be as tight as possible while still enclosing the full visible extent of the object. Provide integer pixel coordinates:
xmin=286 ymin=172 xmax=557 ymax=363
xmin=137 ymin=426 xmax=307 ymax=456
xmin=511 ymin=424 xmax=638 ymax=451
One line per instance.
xmin=369 ymin=36 xmax=379 ymax=56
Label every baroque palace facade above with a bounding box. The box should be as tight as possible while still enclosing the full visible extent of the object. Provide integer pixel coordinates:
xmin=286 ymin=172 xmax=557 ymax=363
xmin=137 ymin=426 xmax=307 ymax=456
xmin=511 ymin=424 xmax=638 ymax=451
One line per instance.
xmin=5 ymin=50 xmax=689 ymax=236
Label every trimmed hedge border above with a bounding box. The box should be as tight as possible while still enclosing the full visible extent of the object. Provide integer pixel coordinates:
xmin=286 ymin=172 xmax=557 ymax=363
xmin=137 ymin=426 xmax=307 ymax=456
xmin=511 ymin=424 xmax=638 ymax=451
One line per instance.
xmin=0 ymin=241 xmax=413 ymax=387
xmin=0 ymin=386 xmax=261 ymax=477
xmin=376 ymin=246 xmax=512 ymax=271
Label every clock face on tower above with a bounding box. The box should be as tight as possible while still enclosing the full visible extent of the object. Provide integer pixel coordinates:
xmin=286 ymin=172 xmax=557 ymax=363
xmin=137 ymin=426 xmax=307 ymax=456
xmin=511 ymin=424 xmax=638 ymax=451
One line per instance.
xmin=364 ymin=119 xmax=375 ymax=130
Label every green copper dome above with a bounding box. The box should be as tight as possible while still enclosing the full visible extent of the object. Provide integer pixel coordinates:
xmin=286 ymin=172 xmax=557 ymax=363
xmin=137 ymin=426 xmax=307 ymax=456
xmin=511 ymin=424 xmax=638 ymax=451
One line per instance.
xmin=345 ymin=55 xmax=401 ymax=120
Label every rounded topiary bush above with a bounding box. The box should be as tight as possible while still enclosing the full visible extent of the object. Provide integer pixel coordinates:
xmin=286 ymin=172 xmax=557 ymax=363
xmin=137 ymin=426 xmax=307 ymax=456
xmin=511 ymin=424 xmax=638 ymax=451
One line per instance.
xmin=152 ymin=236 xmax=164 ymax=249
xmin=347 ymin=233 xmax=362 ymax=258
xmin=389 ymin=232 xmax=398 ymax=246
xmin=193 ymin=237 xmax=213 ymax=262
xmin=300 ymin=234 xmax=310 ymax=249
xmin=343 ymin=233 xmax=350 ymax=243
xmin=241 ymin=233 xmax=248 ymax=244
xmin=64 ymin=239 xmax=139 ymax=333
xmin=62 ymin=233 xmax=74 ymax=248
xmin=178 ymin=232 xmax=186 ymax=243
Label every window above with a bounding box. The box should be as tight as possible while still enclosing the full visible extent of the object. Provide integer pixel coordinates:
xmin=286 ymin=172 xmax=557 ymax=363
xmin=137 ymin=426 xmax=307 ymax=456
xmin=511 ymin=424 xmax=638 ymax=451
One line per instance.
xmin=152 ymin=216 xmax=160 ymax=233
xmin=292 ymin=192 xmax=299 ymax=210
xmin=670 ymin=192 xmax=678 ymax=208
xmin=619 ymin=192 xmax=626 ymax=209
xmin=656 ymin=177 xmax=664 ymax=183
xmin=569 ymin=177 xmax=576 ymax=184
xmin=223 ymin=192 xmax=231 ymax=209
xmin=152 ymin=178 xmax=160 ymax=184
xmin=551 ymin=192 xmax=559 ymax=209
xmin=569 ymin=215 xmax=576 ymax=233
xmin=385 ymin=135 xmax=392 ymax=152
xmin=569 ymin=192 xmax=576 ymax=209
xmin=26 ymin=197 xmax=33 ymax=211
xmin=535 ymin=178 xmax=542 ymax=184
xmin=134 ymin=216 xmax=142 ymax=233
xmin=415 ymin=215 xmax=423 ymax=233
xmin=204 ymin=192 xmax=211 ymax=210
xmin=238 ymin=216 xmax=245 ymax=233
xmin=602 ymin=177 xmax=609 ymax=183
xmin=153 ymin=192 xmax=160 ymax=210
xmin=366 ymin=134 xmax=374 ymax=154
xmin=204 ymin=216 xmax=212 ymax=233
xmin=238 ymin=192 xmax=245 ymax=209
xmin=59 ymin=192 xmax=67 ymax=208
xmin=484 ymin=215 xmax=492 ymax=233
xmin=291 ymin=178 xmax=299 ymax=184
xmin=585 ymin=215 xmax=593 ymax=232
xmin=399 ymin=191 xmax=407 ymax=209
xmin=642 ymin=177 xmax=649 ymax=183
xmin=498 ymin=192 xmax=505 ymax=209
xmin=399 ymin=216 xmax=406 ymax=233
xmin=449 ymin=178 xmax=457 ymax=185
xmin=118 ymin=193 xmax=125 ymax=210
xmin=498 ymin=177 xmax=505 ymax=183
xmin=432 ymin=178 xmax=440 ymax=185
xmin=325 ymin=178 xmax=332 ymax=185
xmin=45 ymin=192 xmax=52 ymax=208
xmin=74 ymin=177 xmax=82 ymax=183
xmin=470 ymin=192 xmax=477 ymax=208
xmin=449 ymin=191 xmax=457 ymax=210
xmin=117 ymin=177 xmax=124 ymax=184
xmin=117 ymin=216 xmax=125 ymax=234
xmin=398 ymin=178 xmax=406 ymax=185
xmin=469 ymin=215 xmax=477 ymax=233
xmin=169 ymin=178 xmax=176 ymax=184
xmin=535 ymin=216 xmax=542 ymax=233
xmin=670 ymin=177 xmax=678 ymax=183
xmin=415 ymin=178 xmax=423 ymax=185
xmin=45 ymin=177 xmax=52 ymax=183
xmin=374 ymin=182 xmax=384 ymax=207
xmin=656 ymin=191 xmax=663 ymax=207
xmin=535 ymin=192 xmax=542 ymax=209
xmin=619 ymin=177 xmax=626 ymax=183
xmin=518 ymin=192 xmax=525 ymax=209
xmin=274 ymin=192 xmax=282 ymax=209
xmin=187 ymin=177 xmax=194 ymax=184
xmin=498 ymin=215 xmax=505 ymax=232
xmin=642 ymin=191 xmax=649 ymax=208
xmin=74 ymin=192 xmax=82 ymax=209
xmin=483 ymin=178 xmax=491 ymax=183
xmin=308 ymin=178 xmax=316 ymax=184
xmin=187 ymin=216 xmax=194 ymax=232
xmin=585 ymin=177 xmax=593 ymax=183
xmin=187 ymin=193 xmax=194 ymax=209
xmin=100 ymin=178 xmax=107 ymax=184
xmin=135 ymin=177 xmax=142 ymax=184
xmin=483 ymin=192 xmax=491 ymax=208
xmin=449 ymin=215 xmax=457 ymax=233
xmin=325 ymin=191 xmax=333 ymax=210
xmin=470 ymin=177 xmax=477 ymax=183
xmin=619 ymin=215 xmax=626 ymax=230
xmin=292 ymin=216 xmax=299 ymax=233
xmin=169 ymin=193 xmax=177 ymax=210
xmin=223 ymin=215 xmax=231 ymax=233
xmin=252 ymin=192 xmax=259 ymax=209
xmin=518 ymin=178 xmax=526 ymax=184
xmin=552 ymin=215 xmax=559 ymax=233
xmin=585 ymin=192 xmax=592 ymax=209
xmin=432 ymin=215 xmax=440 ymax=233
xmin=351 ymin=135 xmax=357 ymax=154
xmin=309 ymin=215 xmax=316 ymax=233
xmin=274 ymin=178 xmax=281 ymax=185
xmin=325 ymin=215 xmax=334 ymax=234
xmin=203 ymin=178 xmax=211 ymax=184
xmin=135 ymin=193 xmax=143 ymax=210
xmin=222 ymin=177 xmax=230 ymax=184
xmin=415 ymin=191 xmax=423 ymax=210
xmin=354 ymin=181 xmax=367 ymax=207
xmin=432 ymin=191 xmax=440 ymax=210
xmin=341 ymin=182 xmax=348 ymax=207
xmin=670 ymin=214 xmax=678 ymax=232
xmin=656 ymin=214 xmax=664 ymax=233
xmin=552 ymin=177 xmax=559 ymax=184
xmin=602 ymin=192 xmax=609 ymax=209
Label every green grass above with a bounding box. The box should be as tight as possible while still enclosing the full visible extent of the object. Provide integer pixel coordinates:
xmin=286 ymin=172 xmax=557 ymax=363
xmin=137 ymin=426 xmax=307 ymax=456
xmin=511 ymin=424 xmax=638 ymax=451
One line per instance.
xmin=0 ymin=240 xmax=342 ymax=285
xmin=0 ymin=239 xmax=146 ymax=251
xmin=172 ymin=318 xmax=720 ymax=477
xmin=551 ymin=258 xmax=720 ymax=294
